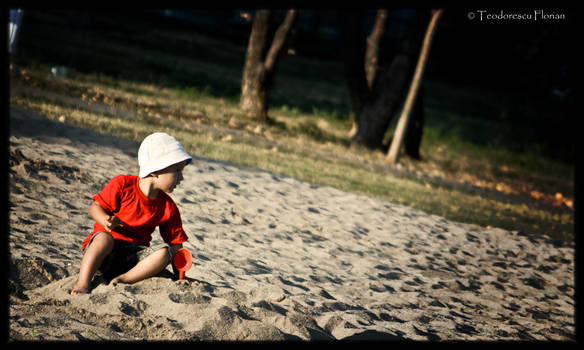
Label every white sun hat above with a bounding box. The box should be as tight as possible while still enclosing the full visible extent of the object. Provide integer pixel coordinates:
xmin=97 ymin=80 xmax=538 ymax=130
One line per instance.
xmin=138 ymin=132 xmax=192 ymax=178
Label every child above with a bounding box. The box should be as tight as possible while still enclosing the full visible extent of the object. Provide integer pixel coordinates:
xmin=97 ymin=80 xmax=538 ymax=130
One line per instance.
xmin=71 ymin=132 xmax=192 ymax=295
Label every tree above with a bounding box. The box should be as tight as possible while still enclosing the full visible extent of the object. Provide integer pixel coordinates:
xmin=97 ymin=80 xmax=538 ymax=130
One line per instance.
xmin=364 ymin=10 xmax=388 ymax=89
xmin=240 ymin=9 xmax=298 ymax=123
xmin=386 ymin=9 xmax=443 ymax=164
xmin=342 ymin=10 xmax=429 ymax=152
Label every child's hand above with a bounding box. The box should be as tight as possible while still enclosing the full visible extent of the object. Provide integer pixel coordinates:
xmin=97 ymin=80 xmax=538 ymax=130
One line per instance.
xmin=105 ymin=215 xmax=124 ymax=232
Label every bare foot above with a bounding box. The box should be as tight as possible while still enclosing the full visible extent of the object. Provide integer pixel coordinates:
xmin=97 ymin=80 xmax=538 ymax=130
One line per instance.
xmin=109 ymin=276 xmax=127 ymax=286
xmin=70 ymin=282 xmax=90 ymax=296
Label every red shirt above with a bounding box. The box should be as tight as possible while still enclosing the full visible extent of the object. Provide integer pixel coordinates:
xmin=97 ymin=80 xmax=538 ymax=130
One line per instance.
xmin=82 ymin=175 xmax=188 ymax=250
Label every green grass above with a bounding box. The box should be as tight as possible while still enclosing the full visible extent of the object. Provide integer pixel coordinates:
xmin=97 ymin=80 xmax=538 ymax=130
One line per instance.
xmin=9 ymin=10 xmax=574 ymax=242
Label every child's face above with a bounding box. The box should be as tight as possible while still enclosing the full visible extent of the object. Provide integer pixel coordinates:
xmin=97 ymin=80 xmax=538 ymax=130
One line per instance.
xmin=155 ymin=161 xmax=187 ymax=193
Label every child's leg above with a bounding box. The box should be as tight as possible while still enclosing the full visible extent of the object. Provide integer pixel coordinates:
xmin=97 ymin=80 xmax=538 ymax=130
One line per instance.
xmin=71 ymin=231 xmax=114 ymax=295
xmin=109 ymin=247 xmax=171 ymax=285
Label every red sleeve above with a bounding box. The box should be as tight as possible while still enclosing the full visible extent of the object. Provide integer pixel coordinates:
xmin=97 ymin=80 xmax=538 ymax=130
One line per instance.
xmin=92 ymin=175 xmax=124 ymax=214
xmin=160 ymin=201 xmax=188 ymax=245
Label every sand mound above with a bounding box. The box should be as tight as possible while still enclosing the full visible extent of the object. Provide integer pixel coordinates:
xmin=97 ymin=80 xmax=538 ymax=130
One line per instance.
xmin=8 ymin=108 xmax=575 ymax=341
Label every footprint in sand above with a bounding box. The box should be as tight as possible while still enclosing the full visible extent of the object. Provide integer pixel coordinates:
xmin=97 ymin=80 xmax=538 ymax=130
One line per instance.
xmin=168 ymin=292 xmax=211 ymax=304
xmin=119 ymin=300 xmax=148 ymax=317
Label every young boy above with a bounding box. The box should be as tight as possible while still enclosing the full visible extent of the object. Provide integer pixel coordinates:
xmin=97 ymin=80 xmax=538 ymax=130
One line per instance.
xmin=71 ymin=132 xmax=192 ymax=295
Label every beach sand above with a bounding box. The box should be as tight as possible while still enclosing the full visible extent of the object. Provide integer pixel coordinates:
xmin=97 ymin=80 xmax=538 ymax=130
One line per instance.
xmin=8 ymin=108 xmax=575 ymax=341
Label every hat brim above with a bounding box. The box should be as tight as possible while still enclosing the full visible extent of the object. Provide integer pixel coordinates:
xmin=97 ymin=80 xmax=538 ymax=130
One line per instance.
xmin=139 ymin=155 xmax=192 ymax=178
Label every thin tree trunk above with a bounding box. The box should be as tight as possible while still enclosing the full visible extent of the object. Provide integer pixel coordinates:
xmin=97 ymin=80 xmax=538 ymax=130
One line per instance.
xmin=240 ymin=9 xmax=297 ymax=123
xmin=264 ymin=10 xmax=297 ymax=72
xmin=386 ymin=9 xmax=443 ymax=164
xmin=364 ymin=10 xmax=388 ymax=89
xmin=404 ymin=86 xmax=424 ymax=159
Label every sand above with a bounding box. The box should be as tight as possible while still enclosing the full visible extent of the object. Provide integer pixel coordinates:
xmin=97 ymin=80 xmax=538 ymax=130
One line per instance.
xmin=8 ymin=107 xmax=575 ymax=341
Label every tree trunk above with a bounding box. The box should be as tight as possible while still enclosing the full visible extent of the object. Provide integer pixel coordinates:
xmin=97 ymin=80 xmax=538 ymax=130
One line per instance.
xmin=241 ymin=10 xmax=271 ymax=121
xmin=240 ymin=9 xmax=297 ymax=123
xmin=386 ymin=9 xmax=443 ymax=164
xmin=404 ymin=86 xmax=424 ymax=159
xmin=352 ymin=52 xmax=415 ymax=149
xmin=344 ymin=10 xmax=426 ymax=149
xmin=340 ymin=10 xmax=370 ymax=138
xmin=364 ymin=10 xmax=388 ymax=89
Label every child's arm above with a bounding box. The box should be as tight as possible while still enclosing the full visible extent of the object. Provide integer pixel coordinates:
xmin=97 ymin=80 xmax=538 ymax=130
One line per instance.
xmin=90 ymin=201 xmax=124 ymax=232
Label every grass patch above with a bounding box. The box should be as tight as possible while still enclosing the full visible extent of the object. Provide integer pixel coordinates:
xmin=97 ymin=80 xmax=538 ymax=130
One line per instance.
xmin=10 ymin=69 xmax=574 ymax=242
